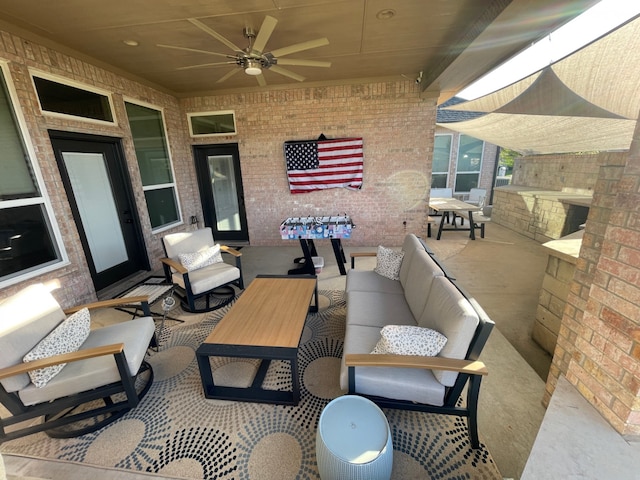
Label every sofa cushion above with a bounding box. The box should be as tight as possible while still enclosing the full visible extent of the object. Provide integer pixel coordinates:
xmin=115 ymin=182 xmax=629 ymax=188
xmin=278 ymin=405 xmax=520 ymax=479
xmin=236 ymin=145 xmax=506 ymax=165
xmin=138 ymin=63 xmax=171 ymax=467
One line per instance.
xmin=0 ymin=284 xmax=67 ymax=393
xmin=345 ymin=270 xmax=404 ymax=295
xmin=347 ymin=291 xmax=417 ymax=329
xmin=398 ymin=234 xmax=426 ymax=287
xmin=371 ymin=325 xmax=447 ymax=357
xmin=418 ymin=276 xmax=479 ymax=386
xmin=402 ymin=249 xmax=445 ymax=320
xmin=178 ymin=244 xmax=222 ymax=272
xmin=374 ymin=246 xmax=404 ymax=280
xmin=340 ymin=324 xmax=446 ymax=406
xmin=23 ymin=308 xmax=91 ymax=388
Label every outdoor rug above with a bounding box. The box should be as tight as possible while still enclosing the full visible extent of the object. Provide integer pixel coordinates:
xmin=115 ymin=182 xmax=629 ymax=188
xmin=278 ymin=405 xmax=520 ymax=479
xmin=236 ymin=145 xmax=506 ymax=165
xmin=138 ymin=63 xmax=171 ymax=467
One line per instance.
xmin=1 ymin=290 xmax=501 ymax=479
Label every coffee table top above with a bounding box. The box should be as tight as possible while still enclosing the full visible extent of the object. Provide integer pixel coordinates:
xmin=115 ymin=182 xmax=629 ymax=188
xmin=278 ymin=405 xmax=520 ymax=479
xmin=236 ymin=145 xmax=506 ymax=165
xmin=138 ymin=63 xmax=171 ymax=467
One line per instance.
xmin=202 ymin=276 xmax=317 ymax=349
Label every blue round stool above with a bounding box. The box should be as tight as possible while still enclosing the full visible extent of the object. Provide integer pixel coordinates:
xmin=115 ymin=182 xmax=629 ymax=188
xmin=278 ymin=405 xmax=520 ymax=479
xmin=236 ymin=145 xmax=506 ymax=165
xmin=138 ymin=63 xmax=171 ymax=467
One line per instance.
xmin=316 ymin=395 xmax=393 ymax=480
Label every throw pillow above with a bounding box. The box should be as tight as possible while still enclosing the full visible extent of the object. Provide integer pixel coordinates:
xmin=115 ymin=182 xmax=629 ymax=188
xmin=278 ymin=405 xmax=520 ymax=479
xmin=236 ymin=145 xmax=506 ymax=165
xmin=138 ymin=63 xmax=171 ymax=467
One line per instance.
xmin=23 ymin=308 xmax=91 ymax=388
xmin=178 ymin=244 xmax=223 ymax=272
xmin=371 ymin=325 xmax=447 ymax=357
xmin=374 ymin=245 xmax=404 ymax=281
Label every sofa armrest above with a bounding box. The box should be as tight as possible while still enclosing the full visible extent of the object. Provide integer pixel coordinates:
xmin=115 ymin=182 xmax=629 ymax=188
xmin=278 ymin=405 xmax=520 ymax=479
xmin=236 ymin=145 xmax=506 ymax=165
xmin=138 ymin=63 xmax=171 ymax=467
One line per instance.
xmin=345 ymin=353 xmax=488 ymax=376
xmin=350 ymin=251 xmax=376 ymax=269
xmin=0 ymin=343 xmax=125 ymax=381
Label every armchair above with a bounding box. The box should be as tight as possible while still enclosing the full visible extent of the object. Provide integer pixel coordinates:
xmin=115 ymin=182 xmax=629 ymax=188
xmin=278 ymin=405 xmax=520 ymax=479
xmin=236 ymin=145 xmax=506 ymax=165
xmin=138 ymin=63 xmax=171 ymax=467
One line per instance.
xmin=160 ymin=227 xmax=244 ymax=313
xmin=0 ymin=283 xmax=155 ymax=443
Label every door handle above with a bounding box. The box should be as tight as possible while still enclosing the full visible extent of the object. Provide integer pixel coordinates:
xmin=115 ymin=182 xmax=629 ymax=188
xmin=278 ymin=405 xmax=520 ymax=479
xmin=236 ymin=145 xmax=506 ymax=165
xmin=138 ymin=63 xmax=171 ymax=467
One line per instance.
xmin=124 ymin=219 xmax=133 ymax=224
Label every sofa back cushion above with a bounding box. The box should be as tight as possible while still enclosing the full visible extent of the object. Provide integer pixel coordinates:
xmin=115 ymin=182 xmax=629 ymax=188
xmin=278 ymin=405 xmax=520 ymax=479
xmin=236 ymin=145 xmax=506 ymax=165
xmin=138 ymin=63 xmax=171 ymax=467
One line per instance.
xmin=399 ymin=234 xmax=424 ymax=286
xmin=0 ymin=283 xmax=66 ymax=392
xmin=403 ymin=249 xmax=445 ymax=320
xmin=417 ymin=276 xmax=479 ymax=386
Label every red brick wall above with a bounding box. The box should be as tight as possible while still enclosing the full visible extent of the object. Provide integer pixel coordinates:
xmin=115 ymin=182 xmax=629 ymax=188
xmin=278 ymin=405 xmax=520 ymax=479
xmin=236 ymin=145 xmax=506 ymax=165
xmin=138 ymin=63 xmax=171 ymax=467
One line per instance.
xmin=545 ymin=137 xmax=640 ymax=436
xmin=183 ymin=83 xmax=435 ymax=246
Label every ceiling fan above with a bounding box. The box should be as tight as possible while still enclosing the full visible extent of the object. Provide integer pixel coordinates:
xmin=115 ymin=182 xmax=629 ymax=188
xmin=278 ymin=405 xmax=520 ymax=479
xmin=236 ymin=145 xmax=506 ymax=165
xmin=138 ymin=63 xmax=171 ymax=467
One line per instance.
xmin=158 ymin=16 xmax=331 ymax=86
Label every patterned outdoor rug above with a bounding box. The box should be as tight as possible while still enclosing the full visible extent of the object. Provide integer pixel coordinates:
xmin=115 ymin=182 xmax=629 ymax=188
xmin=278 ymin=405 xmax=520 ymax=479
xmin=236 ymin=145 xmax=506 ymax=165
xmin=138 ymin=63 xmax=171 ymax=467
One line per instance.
xmin=2 ymin=290 xmax=501 ymax=479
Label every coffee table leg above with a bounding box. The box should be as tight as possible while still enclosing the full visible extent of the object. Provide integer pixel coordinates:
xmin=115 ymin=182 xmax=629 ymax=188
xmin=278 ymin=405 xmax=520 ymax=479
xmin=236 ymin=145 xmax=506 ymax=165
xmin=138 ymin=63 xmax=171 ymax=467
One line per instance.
xmin=196 ymin=353 xmax=215 ymax=396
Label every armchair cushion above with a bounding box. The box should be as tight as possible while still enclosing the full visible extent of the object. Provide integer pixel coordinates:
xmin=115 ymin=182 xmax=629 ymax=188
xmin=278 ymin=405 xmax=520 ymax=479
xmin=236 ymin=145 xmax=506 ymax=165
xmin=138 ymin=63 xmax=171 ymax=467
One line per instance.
xmin=23 ymin=308 xmax=91 ymax=387
xmin=371 ymin=325 xmax=447 ymax=357
xmin=374 ymin=246 xmax=404 ymax=281
xmin=178 ymin=244 xmax=223 ymax=272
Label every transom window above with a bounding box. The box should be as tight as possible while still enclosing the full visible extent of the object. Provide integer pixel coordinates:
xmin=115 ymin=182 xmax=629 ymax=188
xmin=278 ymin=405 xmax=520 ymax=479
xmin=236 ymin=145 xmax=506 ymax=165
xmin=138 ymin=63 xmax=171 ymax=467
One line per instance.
xmin=32 ymin=74 xmax=114 ymax=123
xmin=188 ymin=111 xmax=237 ymax=137
xmin=125 ymin=101 xmax=181 ymax=231
xmin=0 ymin=65 xmax=65 ymax=286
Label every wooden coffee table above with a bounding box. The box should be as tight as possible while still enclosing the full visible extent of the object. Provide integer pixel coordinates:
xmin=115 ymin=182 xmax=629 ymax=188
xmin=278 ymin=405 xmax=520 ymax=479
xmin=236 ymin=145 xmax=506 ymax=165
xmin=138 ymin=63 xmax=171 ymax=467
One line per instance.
xmin=196 ymin=275 xmax=318 ymax=405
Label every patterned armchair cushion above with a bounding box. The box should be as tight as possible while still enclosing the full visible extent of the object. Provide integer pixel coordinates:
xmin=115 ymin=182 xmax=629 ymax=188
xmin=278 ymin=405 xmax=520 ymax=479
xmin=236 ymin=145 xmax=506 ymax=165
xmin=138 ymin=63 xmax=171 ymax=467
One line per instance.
xmin=23 ymin=308 xmax=91 ymax=388
xmin=178 ymin=244 xmax=223 ymax=272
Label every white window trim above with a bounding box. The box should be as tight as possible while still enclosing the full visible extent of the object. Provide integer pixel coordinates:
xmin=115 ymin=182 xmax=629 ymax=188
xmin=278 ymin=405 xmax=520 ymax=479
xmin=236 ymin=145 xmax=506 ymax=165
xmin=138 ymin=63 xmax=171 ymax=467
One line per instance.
xmin=187 ymin=110 xmax=237 ymax=137
xmin=433 ymin=133 xmax=453 ymax=184
xmin=0 ymin=61 xmax=69 ymax=288
xmin=29 ymin=69 xmax=118 ymax=127
xmin=453 ymin=134 xmax=484 ymax=194
xmin=124 ymin=97 xmax=183 ymax=233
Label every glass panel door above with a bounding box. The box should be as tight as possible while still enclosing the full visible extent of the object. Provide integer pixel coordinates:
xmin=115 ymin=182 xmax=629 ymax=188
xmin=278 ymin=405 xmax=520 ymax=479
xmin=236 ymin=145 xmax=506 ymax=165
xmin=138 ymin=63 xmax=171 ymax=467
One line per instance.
xmin=208 ymin=154 xmax=241 ymax=232
xmin=62 ymin=152 xmax=128 ymax=272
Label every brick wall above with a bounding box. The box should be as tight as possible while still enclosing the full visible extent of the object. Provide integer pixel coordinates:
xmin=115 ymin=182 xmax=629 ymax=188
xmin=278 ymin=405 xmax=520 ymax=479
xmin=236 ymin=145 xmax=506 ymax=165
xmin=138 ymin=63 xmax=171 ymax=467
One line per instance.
xmin=512 ymin=152 xmax=602 ymax=193
xmin=183 ymin=83 xmax=435 ymax=247
xmin=544 ymin=142 xmax=640 ymax=437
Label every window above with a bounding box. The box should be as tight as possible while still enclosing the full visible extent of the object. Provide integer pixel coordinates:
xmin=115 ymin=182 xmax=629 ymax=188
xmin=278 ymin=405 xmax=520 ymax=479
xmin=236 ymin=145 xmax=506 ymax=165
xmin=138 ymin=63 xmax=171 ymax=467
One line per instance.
xmin=454 ymin=134 xmax=483 ymax=193
xmin=0 ymin=65 xmax=65 ymax=286
xmin=32 ymin=74 xmax=114 ymax=123
xmin=125 ymin=101 xmax=181 ymax=230
xmin=432 ymin=135 xmax=452 ymax=188
xmin=188 ymin=111 xmax=237 ymax=137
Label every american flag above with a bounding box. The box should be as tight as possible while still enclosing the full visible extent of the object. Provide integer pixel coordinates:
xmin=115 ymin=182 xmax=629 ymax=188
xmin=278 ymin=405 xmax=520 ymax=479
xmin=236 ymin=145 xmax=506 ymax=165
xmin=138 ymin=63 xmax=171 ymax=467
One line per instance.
xmin=284 ymin=137 xmax=363 ymax=194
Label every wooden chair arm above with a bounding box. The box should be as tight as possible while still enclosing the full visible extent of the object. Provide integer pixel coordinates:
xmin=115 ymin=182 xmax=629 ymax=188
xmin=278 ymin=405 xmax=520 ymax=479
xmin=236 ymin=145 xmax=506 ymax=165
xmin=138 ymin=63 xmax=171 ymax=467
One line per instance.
xmin=220 ymin=245 xmax=242 ymax=257
xmin=0 ymin=343 xmax=125 ymax=381
xmin=161 ymin=257 xmax=188 ymax=274
xmin=64 ymin=296 xmax=150 ymax=315
xmin=345 ymin=353 xmax=488 ymax=376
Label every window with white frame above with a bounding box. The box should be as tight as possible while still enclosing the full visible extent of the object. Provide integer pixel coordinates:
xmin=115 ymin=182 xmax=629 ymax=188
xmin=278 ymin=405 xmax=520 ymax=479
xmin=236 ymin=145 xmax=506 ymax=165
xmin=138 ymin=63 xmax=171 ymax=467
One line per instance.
xmin=31 ymin=73 xmax=115 ymax=124
xmin=454 ymin=134 xmax=484 ymax=193
xmin=432 ymin=134 xmax=452 ymax=188
xmin=125 ymin=101 xmax=181 ymax=230
xmin=0 ymin=65 xmax=66 ymax=286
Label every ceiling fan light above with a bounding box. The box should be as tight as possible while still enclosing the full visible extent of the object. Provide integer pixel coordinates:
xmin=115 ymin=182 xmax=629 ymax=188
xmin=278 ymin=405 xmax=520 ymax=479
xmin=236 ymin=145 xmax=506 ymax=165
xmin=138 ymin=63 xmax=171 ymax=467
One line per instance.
xmin=245 ymin=59 xmax=262 ymax=75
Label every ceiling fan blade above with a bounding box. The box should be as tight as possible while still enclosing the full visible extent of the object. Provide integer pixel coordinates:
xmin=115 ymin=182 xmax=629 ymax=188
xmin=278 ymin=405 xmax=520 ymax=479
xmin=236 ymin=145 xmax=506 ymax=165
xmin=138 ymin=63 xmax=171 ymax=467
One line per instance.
xmin=157 ymin=44 xmax=231 ymax=58
xmin=276 ymin=59 xmax=331 ymax=68
xmin=217 ymin=68 xmax=242 ymax=84
xmin=177 ymin=61 xmax=236 ymax=70
xmin=256 ymin=74 xmax=267 ymax=87
xmin=270 ymin=37 xmax=329 ymax=58
xmin=269 ymin=65 xmax=305 ymax=82
xmin=188 ymin=18 xmax=244 ymax=53
xmin=252 ymin=15 xmax=278 ymax=54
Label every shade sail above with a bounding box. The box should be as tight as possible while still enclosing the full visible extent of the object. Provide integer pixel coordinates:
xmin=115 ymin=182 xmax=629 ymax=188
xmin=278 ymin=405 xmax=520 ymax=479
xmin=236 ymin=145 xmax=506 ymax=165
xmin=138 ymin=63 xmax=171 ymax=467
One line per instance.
xmin=438 ymin=15 xmax=640 ymax=154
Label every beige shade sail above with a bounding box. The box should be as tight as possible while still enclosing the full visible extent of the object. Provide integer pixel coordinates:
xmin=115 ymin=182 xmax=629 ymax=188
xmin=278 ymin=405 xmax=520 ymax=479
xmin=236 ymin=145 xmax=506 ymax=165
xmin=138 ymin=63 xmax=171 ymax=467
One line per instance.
xmin=439 ymin=15 xmax=640 ymax=154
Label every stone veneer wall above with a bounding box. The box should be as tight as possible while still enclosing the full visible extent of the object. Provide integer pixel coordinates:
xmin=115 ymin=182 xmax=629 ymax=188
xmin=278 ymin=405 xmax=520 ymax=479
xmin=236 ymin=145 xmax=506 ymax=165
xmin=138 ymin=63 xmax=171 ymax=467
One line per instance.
xmin=0 ymin=26 xmax=435 ymax=307
xmin=511 ymin=152 xmax=602 ymax=191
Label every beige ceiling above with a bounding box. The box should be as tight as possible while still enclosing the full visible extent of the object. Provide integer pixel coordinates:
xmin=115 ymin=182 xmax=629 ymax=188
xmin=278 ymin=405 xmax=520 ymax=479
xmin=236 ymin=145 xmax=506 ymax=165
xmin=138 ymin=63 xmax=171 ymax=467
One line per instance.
xmin=0 ymin=0 xmax=599 ymax=98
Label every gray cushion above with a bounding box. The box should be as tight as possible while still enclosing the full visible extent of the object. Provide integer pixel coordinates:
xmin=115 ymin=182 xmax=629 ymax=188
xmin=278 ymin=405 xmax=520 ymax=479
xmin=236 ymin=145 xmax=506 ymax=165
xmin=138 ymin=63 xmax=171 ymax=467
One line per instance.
xmin=345 ymin=270 xmax=404 ymax=295
xmin=346 ymin=291 xmax=417 ymax=329
xmin=398 ymin=234 xmax=424 ymax=286
xmin=340 ymin=324 xmax=445 ymax=406
xmin=19 ymin=317 xmax=155 ymax=406
xmin=417 ymin=276 xmax=479 ymax=386
xmin=172 ymin=261 xmax=240 ymax=295
xmin=0 ymin=284 xmax=66 ymax=393
xmin=402 ymin=249 xmax=444 ymax=320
